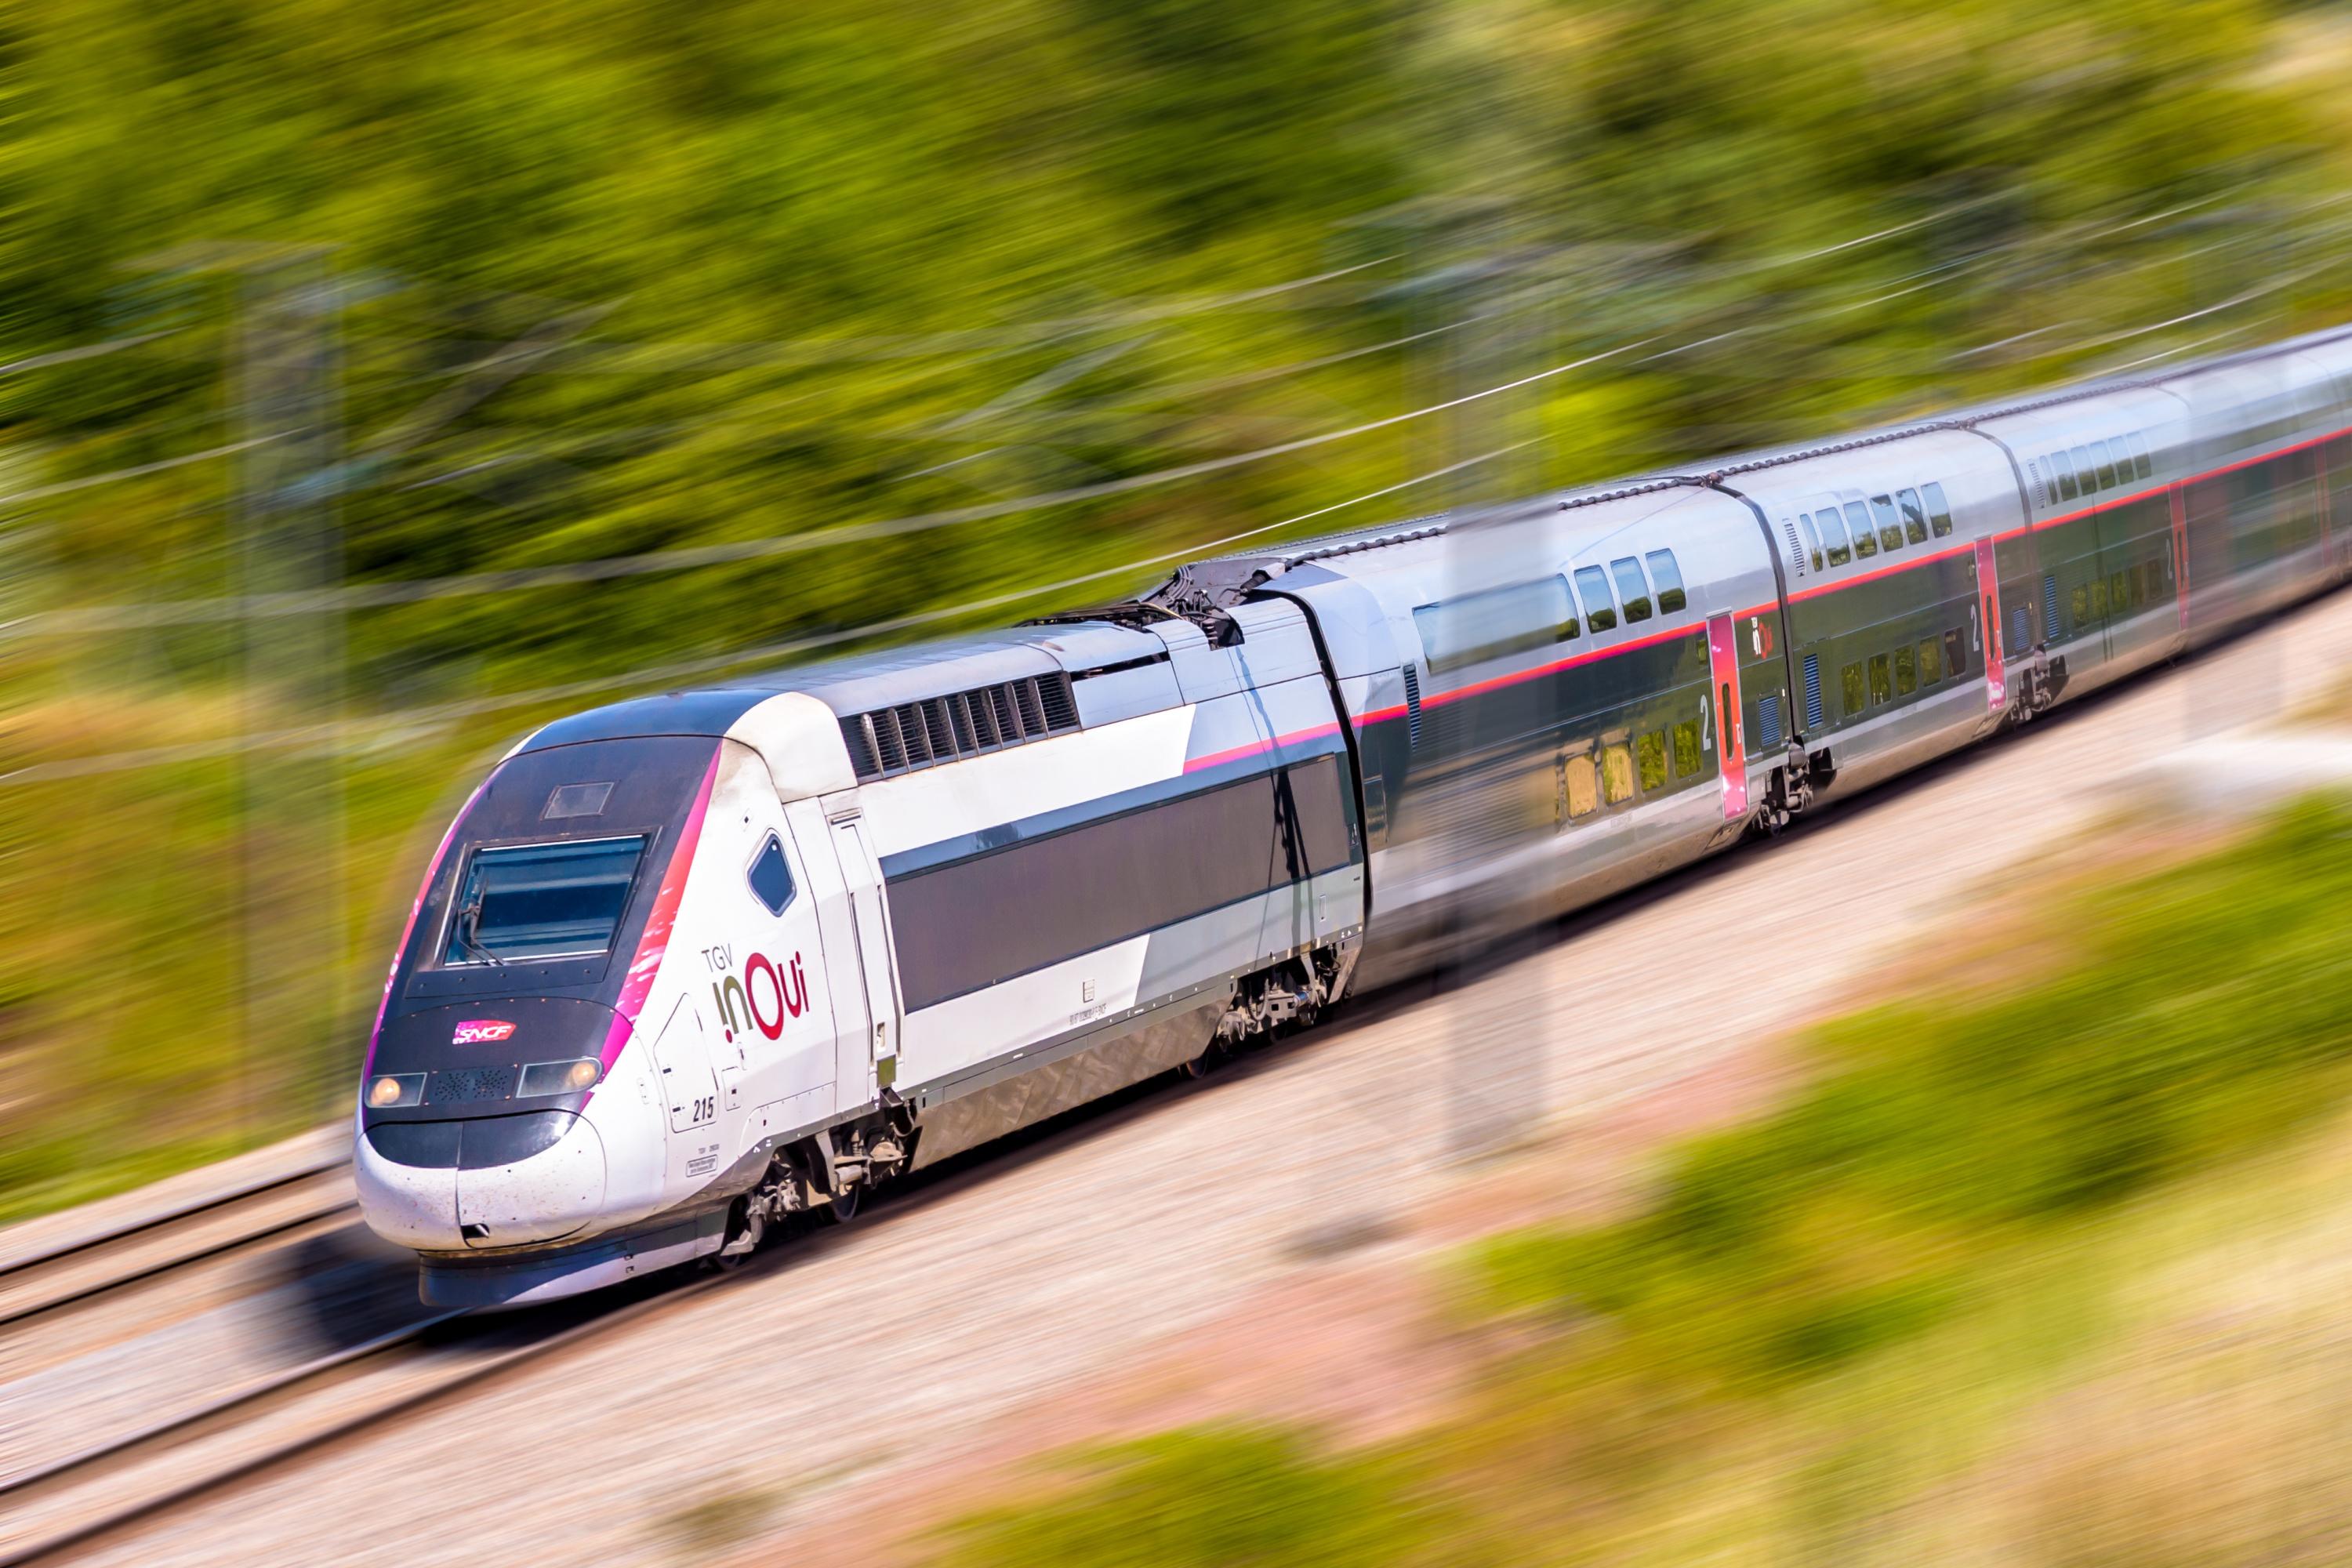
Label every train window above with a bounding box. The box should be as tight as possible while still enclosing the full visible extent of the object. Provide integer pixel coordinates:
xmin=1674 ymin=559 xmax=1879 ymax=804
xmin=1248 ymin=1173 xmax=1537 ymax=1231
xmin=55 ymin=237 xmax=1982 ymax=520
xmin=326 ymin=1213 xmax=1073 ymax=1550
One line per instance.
xmin=1944 ymin=626 xmax=1967 ymax=677
xmin=2071 ymin=584 xmax=2090 ymax=626
xmin=1870 ymin=495 xmax=1905 ymax=553
xmin=1918 ymin=636 xmax=1942 ymax=684
xmin=442 ymin=835 xmax=648 ymax=965
xmin=1671 ymin=719 xmax=1702 ymax=777
xmin=2091 ymin=440 xmax=2120 ymax=490
xmin=2069 ymin=445 xmax=2097 ymax=495
xmin=1894 ymin=643 xmax=1917 ymax=695
xmin=1637 ymin=731 xmax=1668 ymax=793
xmin=1844 ymin=501 xmax=1879 ymax=559
xmin=2125 ymin=430 xmax=2154 ymax=480
xmin=1411 ymin=574 xmax=1581 ymax=673
xmin=747 ymin=833 xmax=797 ymax=917
xmin=1573 ymin=565 xmax=1617 ymax=633
xmin=1813 ymin=509 xmax=1853 ymax=568
xmin=1563 ymin=754 xmax=1599 ymax=818
xmin=1868 ymin=653 xmax=1892 ymax=706
xmin=1600 ymin=743 xmax=1635 ymax=805
xmin=1610 ymin=557 xmax=1653 ymax=622
xmin=1897 ymin=488 xmax=1929 ymax=545
xmin=2089 ymin=578 xmax=2108 ymax=619
xmin=1922 ymin=481 xmax=1955 ymax=536
xmin=1798 ymin=514 xmax=1826 ymax=572
xmin=2051 ymin=454 xmax=2078 ymax=502
xmin=1841 ymin=662 xmax=1865 ymax=714
xmin=2112 ymin=571 xmax=2131 ymax=612
xmin=1645 ymin=549 xmax=1688 ymax=613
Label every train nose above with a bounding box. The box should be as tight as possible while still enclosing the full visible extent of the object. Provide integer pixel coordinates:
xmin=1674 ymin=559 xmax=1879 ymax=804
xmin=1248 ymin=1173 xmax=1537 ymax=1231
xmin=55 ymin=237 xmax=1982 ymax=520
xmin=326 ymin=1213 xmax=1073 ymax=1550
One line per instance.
xmin=355 ymin=1111 xmax=607 ymax=1250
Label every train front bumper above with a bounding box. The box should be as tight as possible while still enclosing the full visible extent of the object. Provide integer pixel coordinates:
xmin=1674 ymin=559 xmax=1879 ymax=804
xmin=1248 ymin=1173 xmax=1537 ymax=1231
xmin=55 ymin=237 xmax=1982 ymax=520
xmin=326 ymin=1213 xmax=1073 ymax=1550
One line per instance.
xmin=354 ymin=1109 xmax=607 ymax=1254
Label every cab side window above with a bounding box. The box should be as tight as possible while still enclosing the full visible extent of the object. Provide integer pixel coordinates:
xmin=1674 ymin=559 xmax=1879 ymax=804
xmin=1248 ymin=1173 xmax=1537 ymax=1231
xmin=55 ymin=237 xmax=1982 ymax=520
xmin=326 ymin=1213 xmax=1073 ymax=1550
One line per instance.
xmin=748 ymin=833 xmax=797 ymax=916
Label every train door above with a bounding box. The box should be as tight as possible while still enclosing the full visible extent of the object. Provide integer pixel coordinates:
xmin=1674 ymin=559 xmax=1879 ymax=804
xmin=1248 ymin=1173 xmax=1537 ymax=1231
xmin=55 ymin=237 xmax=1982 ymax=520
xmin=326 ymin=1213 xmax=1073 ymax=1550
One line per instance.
xmin=783 ymin=802 xmax=869 ymax=1114
xmin=1973 ymin=538 xmax=2006 ymax=713
xmin=824 ymin=809 xmax=902 ymax=1092
xmin=1704 ymin=614 xmax=1747 ymax=822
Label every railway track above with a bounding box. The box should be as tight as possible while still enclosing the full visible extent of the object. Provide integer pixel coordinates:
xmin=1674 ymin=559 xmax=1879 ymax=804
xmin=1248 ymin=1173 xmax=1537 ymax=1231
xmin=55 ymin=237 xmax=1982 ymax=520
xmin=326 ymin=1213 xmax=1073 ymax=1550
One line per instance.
xmin=0 ymin=1244 xmax=725 ymax=1567
xmin=0 ymin=1160 xmax=355 ymax=1334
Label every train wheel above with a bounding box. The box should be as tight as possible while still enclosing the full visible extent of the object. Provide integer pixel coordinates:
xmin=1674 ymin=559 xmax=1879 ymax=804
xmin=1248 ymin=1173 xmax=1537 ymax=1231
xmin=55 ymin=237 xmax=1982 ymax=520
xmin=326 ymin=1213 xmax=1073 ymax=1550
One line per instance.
xmin=818 ymin=1183 xmax=862 ymax=1226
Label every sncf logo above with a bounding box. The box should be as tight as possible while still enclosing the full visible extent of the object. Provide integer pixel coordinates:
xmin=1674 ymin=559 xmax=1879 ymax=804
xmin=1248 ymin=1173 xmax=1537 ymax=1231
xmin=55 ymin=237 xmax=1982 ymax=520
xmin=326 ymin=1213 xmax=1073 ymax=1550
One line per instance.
xmin=452 ymin=1019 xmax=517 ymax=1045
xmin=712 ymin=952 xmax=811 ymax=1043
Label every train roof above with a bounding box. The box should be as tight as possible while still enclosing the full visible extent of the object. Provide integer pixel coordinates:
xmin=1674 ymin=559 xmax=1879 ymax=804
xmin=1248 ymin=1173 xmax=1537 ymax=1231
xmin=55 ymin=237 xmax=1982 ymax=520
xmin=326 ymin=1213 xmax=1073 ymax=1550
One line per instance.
xmin=524 ymin=314 xmax=2352 ymax=754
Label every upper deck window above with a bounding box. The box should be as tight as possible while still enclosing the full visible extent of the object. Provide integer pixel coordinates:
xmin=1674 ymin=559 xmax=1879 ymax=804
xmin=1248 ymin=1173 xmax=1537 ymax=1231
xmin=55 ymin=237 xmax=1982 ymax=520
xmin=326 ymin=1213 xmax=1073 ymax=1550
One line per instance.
xmin=1644 ymin=549 xmax=1687 ymax=613
xmin=1610 ymin=557 xmax=1654 ymax=622
xmin=2070 ymin=445 xmax=2098 ymax=495
xmin=442 ymin=836 xmax=648 ymax=965
xmin=1922 ymin=481 xmax=1955 ymax=535
xmin=2091 ymin=440 xmax=2120 ymax=490
xmin=1810 ymin=509 xmax=1853 ymax=568
xmin=2125 ymin=430 xmax=2154 ymax=480
xmin=1411 ymin=574 xmax=1580 ymax=673
xmin=2050 ymin=454 xmax=2078 ymax=502
xmin=1573 ymin=565 xmax=1618 ymax=633
xmin=1896 ymin=488 xmax=1929 ymax=545
xmin=1870 ymin=495 xmax=1905 ymax=553
xmin=1844 ymin=501 xmax=1878 ymax=559
xmin=1798 ymin=514 xmax=1826 ymax=572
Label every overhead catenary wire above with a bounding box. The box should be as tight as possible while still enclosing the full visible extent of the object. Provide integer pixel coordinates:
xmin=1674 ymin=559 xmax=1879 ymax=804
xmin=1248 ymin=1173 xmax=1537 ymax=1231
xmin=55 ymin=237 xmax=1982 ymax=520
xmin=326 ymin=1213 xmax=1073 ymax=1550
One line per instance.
xmin=0 ymin=339 xmax=1648 ymax=638
xmin=0 ymin=445 xmax=1528 ymax=786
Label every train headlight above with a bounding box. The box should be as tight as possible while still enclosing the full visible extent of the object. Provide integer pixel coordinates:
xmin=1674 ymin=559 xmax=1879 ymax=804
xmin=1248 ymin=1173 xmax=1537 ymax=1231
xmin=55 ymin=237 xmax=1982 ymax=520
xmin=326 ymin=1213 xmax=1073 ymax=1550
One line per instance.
xmin=518 ymin=1058 xmax=602 ymax=1096
xmin=367 ymin=1073 xmax=425 ymax=1109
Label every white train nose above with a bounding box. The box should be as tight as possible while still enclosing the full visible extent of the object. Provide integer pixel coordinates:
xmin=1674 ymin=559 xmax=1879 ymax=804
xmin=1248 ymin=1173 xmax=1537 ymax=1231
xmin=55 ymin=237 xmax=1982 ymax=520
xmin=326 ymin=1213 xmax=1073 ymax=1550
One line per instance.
xmin=355 ymin=1110 xmax=607 ymax=1250
xmin=456 ymin=1115 xmax=605 ymax=1247
xmin=353 ymin=1123 xmax=458 ymax=1250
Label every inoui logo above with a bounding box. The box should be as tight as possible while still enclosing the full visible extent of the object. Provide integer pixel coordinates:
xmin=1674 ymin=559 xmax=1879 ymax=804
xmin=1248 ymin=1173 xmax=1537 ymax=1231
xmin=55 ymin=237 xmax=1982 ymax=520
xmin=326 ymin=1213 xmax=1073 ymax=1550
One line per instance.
xmin=710 ymin=951 xmax=811 ymax=1043
xmin=452 ymin=1019 xmax=517 ymax=1044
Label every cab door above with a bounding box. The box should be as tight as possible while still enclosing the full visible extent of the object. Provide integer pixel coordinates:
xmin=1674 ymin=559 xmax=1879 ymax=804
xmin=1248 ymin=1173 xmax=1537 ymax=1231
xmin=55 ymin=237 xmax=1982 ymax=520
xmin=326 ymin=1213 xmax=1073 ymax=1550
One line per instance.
xmin=826 ymin=811 xmax=902 ymax=1091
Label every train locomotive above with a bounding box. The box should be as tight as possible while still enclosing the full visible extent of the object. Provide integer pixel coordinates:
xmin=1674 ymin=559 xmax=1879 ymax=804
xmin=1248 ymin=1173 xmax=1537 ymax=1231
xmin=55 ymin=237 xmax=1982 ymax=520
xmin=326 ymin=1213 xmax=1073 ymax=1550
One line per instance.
xmin=356 ymin=320 xmax=2352 ymax=1307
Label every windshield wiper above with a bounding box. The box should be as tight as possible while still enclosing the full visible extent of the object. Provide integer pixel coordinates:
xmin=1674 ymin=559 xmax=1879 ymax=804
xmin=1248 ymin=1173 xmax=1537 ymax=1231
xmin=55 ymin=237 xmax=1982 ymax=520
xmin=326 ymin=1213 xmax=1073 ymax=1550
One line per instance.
xmin=455 ymin=896 xmax=506 ymax=968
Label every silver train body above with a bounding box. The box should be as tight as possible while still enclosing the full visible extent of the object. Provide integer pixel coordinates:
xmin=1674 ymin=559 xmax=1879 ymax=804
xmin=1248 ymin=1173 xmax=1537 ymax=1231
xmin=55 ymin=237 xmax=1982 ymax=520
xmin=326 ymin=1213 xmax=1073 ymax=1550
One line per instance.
xmin=354 ymin=321 xmax=2352 ymax=1305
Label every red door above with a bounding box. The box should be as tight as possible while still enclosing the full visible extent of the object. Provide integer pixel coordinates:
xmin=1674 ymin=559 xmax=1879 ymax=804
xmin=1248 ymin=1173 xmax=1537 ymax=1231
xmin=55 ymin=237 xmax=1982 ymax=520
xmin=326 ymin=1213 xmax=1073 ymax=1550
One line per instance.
xmin=1974 ymin=538 xmax=2005 ymax=713
xmin=1705 ymin=614 xmax=1747 ymax=820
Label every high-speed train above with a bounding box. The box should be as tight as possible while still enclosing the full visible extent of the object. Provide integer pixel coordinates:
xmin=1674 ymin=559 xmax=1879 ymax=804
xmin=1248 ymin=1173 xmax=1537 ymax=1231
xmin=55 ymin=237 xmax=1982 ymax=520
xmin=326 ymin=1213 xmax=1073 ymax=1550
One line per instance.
xmin=356 ymin=319 xmax=2352 ymax=1306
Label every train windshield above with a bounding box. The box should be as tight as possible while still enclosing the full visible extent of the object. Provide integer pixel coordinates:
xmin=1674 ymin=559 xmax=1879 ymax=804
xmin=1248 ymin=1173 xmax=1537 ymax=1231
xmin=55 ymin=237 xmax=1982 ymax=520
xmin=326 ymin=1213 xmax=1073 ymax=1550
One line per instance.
xmin=442 ymin=836 xmax=649 ymax=964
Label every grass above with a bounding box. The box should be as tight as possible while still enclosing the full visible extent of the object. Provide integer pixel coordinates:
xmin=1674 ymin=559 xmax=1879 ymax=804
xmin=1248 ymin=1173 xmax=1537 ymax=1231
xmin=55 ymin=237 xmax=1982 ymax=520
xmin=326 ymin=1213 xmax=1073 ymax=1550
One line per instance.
xmin=913 ymin=793 xmax=2352 ymax=1566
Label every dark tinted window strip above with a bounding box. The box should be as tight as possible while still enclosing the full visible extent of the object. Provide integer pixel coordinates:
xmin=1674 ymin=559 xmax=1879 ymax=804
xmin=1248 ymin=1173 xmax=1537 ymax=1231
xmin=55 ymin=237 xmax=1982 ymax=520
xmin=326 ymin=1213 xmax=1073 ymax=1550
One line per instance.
xmin=888 ymin=755 xmax=1356 ymax=1011
xmin=880 ymin=733 xmax=1350 ymax=881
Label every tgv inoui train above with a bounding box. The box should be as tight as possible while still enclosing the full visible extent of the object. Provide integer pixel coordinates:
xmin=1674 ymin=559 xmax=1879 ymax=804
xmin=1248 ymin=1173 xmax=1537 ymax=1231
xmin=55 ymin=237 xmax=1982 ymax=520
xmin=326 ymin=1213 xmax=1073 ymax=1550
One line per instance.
xmin=357 ymin=320 xmax=2352 ymax=1305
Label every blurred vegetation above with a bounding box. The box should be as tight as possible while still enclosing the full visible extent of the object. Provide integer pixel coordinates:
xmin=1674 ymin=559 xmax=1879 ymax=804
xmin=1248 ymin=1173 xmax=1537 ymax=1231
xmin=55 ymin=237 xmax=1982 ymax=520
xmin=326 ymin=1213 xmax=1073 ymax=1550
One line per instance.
xmin=925 ymin=796 xmax=2352 ymax=1565
xmin=8 ymin=0 xmax=2352 ymax=1214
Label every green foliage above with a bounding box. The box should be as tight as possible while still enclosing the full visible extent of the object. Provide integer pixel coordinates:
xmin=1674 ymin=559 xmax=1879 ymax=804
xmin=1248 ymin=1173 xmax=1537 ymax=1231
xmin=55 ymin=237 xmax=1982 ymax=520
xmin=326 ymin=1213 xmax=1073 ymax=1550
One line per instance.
xmin=1478 ymin=797 xmax=2352 ymax=1388
xmin=935 ymin=1427 xmax=1470 ymax=1568
xmin=4 ymin=0 xmax=2351 ymax=1216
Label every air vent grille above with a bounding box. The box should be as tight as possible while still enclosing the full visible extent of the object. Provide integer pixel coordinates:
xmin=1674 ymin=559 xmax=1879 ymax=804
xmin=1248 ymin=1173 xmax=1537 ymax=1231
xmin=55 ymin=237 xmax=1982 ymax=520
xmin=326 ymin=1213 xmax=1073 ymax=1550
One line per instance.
xmin=1757 ymin=692 xmax=1784 ymax=750
xmin=839 ymin=671 xmax=1082 ymax=782
xmin=1401 ymin=662 xmax=1424 ymax=748
xmin=1802 ymin=654 xmax=1824 ymax=731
